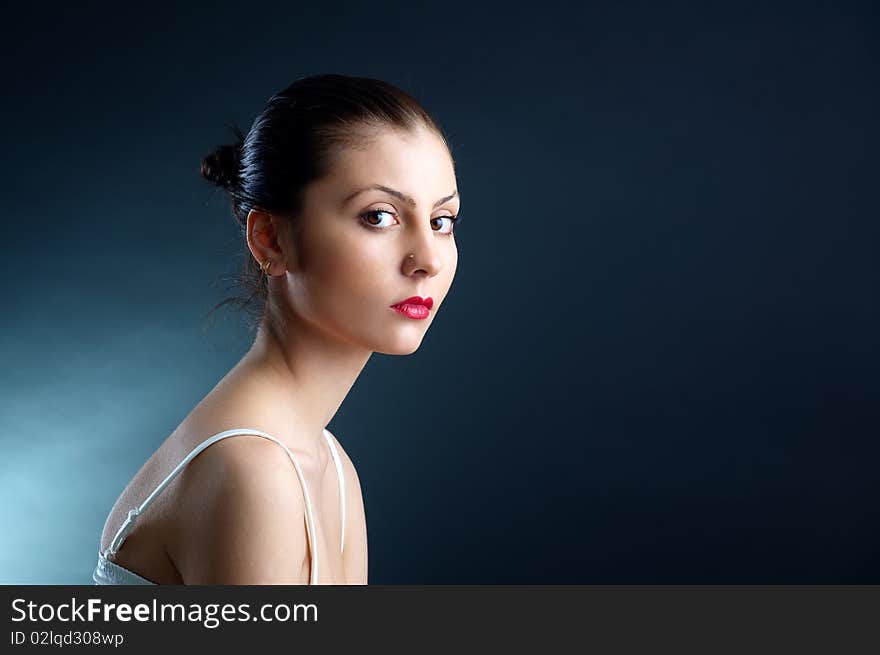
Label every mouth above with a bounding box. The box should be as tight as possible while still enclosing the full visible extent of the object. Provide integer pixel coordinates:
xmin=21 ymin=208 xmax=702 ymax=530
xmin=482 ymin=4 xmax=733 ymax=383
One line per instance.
xmin=390 ymin=295 xmax=434 ymax=320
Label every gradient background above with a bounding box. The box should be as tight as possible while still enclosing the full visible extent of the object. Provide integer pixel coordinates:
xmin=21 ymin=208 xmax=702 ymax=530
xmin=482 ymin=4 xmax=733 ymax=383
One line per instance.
xmin=1 ymin=1 xmax=877 ymax=583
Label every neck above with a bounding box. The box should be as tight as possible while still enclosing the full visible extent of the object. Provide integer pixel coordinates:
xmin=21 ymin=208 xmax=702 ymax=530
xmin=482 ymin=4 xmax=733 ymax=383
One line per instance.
xmin=240 ymin=305 xmax=372 ymax=450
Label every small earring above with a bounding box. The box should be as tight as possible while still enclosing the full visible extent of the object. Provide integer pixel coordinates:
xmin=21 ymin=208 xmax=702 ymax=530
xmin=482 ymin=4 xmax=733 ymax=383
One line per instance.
xmin=260 ymin=259 xmax=271 ymax=275
xmin=408 ymin=253 xmax=415 ymax=259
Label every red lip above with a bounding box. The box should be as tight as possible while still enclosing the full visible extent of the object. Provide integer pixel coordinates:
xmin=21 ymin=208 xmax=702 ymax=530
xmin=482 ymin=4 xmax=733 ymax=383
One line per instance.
xmin=391 ymin=295 xmax=433 ymax=310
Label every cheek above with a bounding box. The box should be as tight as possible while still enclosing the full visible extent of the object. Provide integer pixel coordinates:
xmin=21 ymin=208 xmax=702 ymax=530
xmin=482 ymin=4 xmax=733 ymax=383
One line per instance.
xmin=438 ymin=244 xmax=458 ymax=295
xmin=300 ymin=230 xmax=394 ymax=309
xmin=448 ymin=245 xmax=459 ymax=279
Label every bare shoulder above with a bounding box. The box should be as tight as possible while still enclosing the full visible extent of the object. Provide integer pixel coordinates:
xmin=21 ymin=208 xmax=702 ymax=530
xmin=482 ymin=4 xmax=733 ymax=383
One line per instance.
xmin=323 ymin=428 xmax=368 ymax=584
xmin=170 ymin=436 xmax=311 ymax=584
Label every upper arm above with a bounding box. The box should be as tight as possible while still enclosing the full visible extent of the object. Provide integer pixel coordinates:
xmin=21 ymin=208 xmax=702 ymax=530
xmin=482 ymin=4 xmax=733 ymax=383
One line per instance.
xmin=175 ymin=438 xmax=310 ymax=585
xmin=325 ymin=429 xmax=368 ymax=584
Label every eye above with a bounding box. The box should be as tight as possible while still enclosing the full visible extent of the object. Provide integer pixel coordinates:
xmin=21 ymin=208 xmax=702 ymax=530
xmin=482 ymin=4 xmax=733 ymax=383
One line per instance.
xmin=431 ymin=215 xmax=459 ymax=235
xmin=359 ymin=209 xmax=399 ymax=231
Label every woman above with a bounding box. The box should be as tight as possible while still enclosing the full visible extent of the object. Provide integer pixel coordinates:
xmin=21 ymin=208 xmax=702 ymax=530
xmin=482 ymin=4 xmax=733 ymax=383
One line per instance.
xmin=92 ymin=73 xmax=461 ymax=585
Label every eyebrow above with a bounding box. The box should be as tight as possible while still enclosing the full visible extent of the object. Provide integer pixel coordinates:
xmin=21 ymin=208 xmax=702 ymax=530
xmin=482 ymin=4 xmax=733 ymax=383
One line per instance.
xmin=343 ymin=184 xmax=459 ymax=209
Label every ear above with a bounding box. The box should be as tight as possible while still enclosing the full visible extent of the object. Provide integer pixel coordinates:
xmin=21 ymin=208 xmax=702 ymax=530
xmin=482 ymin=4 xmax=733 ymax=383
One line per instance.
xmin=245 ymin=208 xmax=288 ymax=276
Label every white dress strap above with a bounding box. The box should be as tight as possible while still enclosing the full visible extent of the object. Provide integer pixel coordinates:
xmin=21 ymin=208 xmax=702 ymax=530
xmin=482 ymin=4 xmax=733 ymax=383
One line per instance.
xmin=322 ymin=429 xmax=346 ymax=554
xmin=104 ymin=428 xmax=323 ymax=584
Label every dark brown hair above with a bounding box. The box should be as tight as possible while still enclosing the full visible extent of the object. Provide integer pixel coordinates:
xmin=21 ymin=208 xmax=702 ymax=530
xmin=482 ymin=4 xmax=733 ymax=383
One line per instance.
xmin=200 ymin=73 xmax=452 ymax=331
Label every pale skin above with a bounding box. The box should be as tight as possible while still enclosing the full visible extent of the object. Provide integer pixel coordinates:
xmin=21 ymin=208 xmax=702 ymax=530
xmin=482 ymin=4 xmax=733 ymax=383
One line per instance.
xmin=98 ymin=123 xmax=460 ymax=584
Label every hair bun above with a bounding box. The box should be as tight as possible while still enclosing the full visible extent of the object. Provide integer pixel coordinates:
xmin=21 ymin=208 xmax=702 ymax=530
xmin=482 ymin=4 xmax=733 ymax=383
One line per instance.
xmin=200 ymin=143 xmax=240 ymax=190
xmin=201 ymin=130 xmax=243 ymax=191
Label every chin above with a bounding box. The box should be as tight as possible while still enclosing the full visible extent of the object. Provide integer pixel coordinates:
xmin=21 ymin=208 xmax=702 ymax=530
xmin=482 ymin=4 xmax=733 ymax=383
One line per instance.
xmin=374 ymin=331 xmax=427 ymax=356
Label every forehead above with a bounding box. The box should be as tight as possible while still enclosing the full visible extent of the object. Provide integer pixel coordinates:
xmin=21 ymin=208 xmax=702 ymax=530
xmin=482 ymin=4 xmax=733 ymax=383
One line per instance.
xmin=315 ymin=126 xmax=457 ymax=206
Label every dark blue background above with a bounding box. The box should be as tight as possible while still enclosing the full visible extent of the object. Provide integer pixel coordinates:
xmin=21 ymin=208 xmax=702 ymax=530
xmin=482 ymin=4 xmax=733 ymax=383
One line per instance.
xmin=1 ymin=1 xmax=877 ymax=583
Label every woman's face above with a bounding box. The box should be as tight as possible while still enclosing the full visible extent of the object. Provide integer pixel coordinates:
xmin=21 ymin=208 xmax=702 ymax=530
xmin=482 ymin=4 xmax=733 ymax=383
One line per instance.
xmin=281 ymin=125 xmax=460 ymax=355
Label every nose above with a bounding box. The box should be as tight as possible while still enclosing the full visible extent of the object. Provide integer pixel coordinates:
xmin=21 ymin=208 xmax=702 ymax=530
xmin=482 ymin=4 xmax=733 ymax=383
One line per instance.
xmin=402 ymin=226 xmax=443 ymax=278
